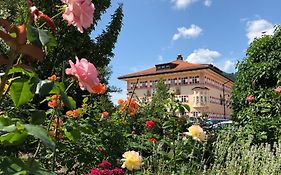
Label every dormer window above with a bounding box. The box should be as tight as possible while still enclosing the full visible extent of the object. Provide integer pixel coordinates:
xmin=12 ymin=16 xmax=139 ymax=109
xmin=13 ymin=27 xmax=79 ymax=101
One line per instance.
xmin=156 ymin=63 xmax=177 ymax=71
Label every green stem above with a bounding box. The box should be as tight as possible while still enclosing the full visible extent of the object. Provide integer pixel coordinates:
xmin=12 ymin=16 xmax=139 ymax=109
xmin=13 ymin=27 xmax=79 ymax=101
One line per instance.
xmin=65 ymin=80 xmax=74 ymax=93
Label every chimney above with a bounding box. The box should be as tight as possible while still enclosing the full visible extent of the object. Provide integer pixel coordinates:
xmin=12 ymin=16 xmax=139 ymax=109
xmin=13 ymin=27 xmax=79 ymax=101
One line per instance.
xmin=177 ymin=54 xmax=183 ymax=60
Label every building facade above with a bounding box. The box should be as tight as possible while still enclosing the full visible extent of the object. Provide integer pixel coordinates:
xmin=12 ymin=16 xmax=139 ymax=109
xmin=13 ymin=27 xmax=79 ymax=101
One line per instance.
xmin=118 ymin=55 xmax=234 ymax=119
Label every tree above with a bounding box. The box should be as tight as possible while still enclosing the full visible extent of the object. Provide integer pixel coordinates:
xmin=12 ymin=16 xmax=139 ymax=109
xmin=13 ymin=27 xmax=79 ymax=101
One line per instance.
xmin=232 ymin=25 xmax=281 ymax=143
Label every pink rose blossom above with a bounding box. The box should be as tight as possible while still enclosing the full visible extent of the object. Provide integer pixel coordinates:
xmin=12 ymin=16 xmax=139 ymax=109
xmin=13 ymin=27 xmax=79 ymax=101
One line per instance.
xmin=62 ymin=0 xmax=95 ymax=33
xmin=246 ymin=95 xmax=254 ymax=103
xmin=65 ymin=57 xmax=100 ymax=93
xmin=274 ymin=87 xmax=281 ymax=93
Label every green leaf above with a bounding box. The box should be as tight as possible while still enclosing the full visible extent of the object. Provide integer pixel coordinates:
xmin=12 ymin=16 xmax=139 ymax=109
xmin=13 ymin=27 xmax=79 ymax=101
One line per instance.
xmin=0 ymin=131 xmax=28 ymax=145
xmin=64 ymin=128 xmax=80 ymax=141
xmin=35 ymin=80 xmax=54 ymax=96
xmin=46 ymin=31 xmax=57 ymax=48
xmin=49 ymin=82 xmax=65 ymax=94
xmin=0 ymin=116 xmax=13 ymax=128
xmin=24 ymin=124 xmax=55 ymax=150
xmin=26 ymin=25 xmax=41 ymax=47
xmin=0 ymin=124 xmax=16 ymax=132
xmin=182 ymin=104 xmax=190 ymax=112
xmin=30 ymin=110 xmax=46 ymax=125
xmin=8 ymin=66 xmax=36 ymax=78
xmin=60 ymin=92 xmax=76 ymax=109
xmin=0 ymin=157 xmax=56 ymax=175
xmin=38 ymin=30 xmax=50 ymax=46
xmin=10 ymin=78 xmax=34 ymax=107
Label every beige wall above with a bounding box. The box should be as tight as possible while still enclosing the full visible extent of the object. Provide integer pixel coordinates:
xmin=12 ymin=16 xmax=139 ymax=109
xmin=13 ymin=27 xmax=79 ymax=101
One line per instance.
xmin=122 ymin=69 xmax=233 ymax=119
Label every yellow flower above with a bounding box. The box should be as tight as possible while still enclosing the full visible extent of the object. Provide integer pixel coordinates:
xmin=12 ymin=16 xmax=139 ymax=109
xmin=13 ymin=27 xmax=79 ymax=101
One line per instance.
xmin=121 ymin=151 xmax=143 ymax=171
xmin=184 ymin=124 xmax=206 ymax=142
xmin=3 ymin=84 xmax=9 ymax=93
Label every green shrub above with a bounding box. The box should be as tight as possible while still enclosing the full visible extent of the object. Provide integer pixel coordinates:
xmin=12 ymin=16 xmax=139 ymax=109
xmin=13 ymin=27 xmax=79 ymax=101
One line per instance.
xmin=232 ymin=25 xmax=281 ymax=143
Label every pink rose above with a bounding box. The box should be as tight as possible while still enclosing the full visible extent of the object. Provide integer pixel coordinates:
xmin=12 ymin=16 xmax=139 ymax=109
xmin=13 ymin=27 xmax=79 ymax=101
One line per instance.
xmin=274 ymin=87 xmax=281 ymax=93
xmin=65 ymin=57 xmax=100 ymax=93
xmin=245 ymin=95 xmax=254 ymax=103
xmin=62 ymin=0 xmax=95 ymax=33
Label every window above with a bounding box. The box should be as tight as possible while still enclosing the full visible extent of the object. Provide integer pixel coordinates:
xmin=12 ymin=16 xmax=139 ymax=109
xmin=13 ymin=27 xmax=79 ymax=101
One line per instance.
xmin=140 ymin=81 xmax=147 ymax=88
xmin=147 ymin=90 xmax=151 ymax=96
xmin=168 ymin=78 xmax=177 ymax=85
xmin=190 ymin=76 xmax=199 ymax=84
xmin=130 ymin=82 xmax=137 ymax=89
xmin=151 ymin=80 xmax=158 ymax=87
xmin=193 ymin=112 xmax=198 ymax=117
xmin=176 ymin=88 xmax=181 ymax=95
xmin=181 ymin=95 xmax=188 ymax=102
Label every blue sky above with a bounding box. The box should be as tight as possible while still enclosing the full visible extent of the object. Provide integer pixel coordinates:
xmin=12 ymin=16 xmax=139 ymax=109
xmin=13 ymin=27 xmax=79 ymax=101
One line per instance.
xmin=91 ymin=0 xmax=281 ymax=103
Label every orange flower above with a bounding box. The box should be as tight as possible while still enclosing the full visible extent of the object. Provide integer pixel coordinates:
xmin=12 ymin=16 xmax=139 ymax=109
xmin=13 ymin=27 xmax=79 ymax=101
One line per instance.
xmin=48 ymin=75 xmax=58 ymax=81
xmin=72 ymin=109 xmax=80 ymax=118
xmin=49 ymin=130 xmax=63 ymax=140
xmin=92 ymin=83 xmax=106 ymax=94
xmin=51 ymin=95 xmax=59 ymax=101
xmin=118 ymin=99 xmax=124 ymax=105
xmin=148 ymin=137 xmax=157 ymax=143
xmin=49 ymin=130 xmax=55 ymax=138
xmin=66 ymin=110 xmax=73 ymax=117
xmin=101 ymin=111 xmax=109 ymax=119
xmin=48 ymin=100 xmax=57 ymax=108
xmin=48 ymin=95 xmax=61 ymax=108
xmin=118 ymin=98 xmax=139 ymax=117
xmin=52 ymin=118 xmax=63 ymax=127
xmin=65 ymin=109 xmax=81 ymax=118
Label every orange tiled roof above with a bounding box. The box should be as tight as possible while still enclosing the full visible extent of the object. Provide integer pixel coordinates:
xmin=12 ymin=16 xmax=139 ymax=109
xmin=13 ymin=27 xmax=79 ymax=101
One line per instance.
xmin=118 ymin=59 xmax=212 ymax=79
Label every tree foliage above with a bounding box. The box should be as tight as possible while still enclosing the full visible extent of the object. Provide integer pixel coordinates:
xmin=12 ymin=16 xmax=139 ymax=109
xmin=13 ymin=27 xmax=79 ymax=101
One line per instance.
xmin=232 ymin=25 xmax=281 ymax=143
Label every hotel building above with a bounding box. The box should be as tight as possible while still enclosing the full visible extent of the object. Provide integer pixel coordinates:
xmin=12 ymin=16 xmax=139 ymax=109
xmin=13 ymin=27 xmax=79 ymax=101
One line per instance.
xmin=118 ymin=55 xmax=234 ymax=119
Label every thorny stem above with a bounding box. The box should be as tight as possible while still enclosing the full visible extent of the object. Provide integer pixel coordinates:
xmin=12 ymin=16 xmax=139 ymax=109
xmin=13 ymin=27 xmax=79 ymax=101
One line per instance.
xmin=38 ymin=10 xmax=64 ymax=29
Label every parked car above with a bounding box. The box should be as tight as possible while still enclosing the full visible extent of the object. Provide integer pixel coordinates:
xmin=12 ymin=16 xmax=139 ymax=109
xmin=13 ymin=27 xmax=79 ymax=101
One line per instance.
xmin=211 ymin=120 xmax=233 ymax=129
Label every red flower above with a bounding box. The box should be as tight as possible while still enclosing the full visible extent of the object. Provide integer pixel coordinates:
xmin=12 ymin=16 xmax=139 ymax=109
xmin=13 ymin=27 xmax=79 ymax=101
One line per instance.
xmin=89 ymin=168 xmax=102 ymax=175
xmin=146 ymin=120 xmax=154 ymax=128
xmin=149 ymin=137 xmax=157 ymax=143
xmin=246 ymin=95 xmax=254 ymax=103
xmin=98 ymin=160 xmax=112 ymax=169
xmin=112 ymin=168 xmax=124 ymax=175
xmin=274 ymin=87 xmax=281 ymax=93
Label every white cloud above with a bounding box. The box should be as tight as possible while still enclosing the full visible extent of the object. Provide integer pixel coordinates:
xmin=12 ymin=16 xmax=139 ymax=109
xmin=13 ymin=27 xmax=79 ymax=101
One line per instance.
xmin=203 ymin=0 xmax=212 ymax=7
xmin=186 ymin=48 xmax=221 ymax=64
xmin=246 ymin=19 xmax=275 ymax=44
xmin=171 ymin=0 xmax=198 ymax=10
xmin=172 ymin=24 xmax=202 ymax=41
xmin=222 ymin=60 xmax=236 ymax=73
